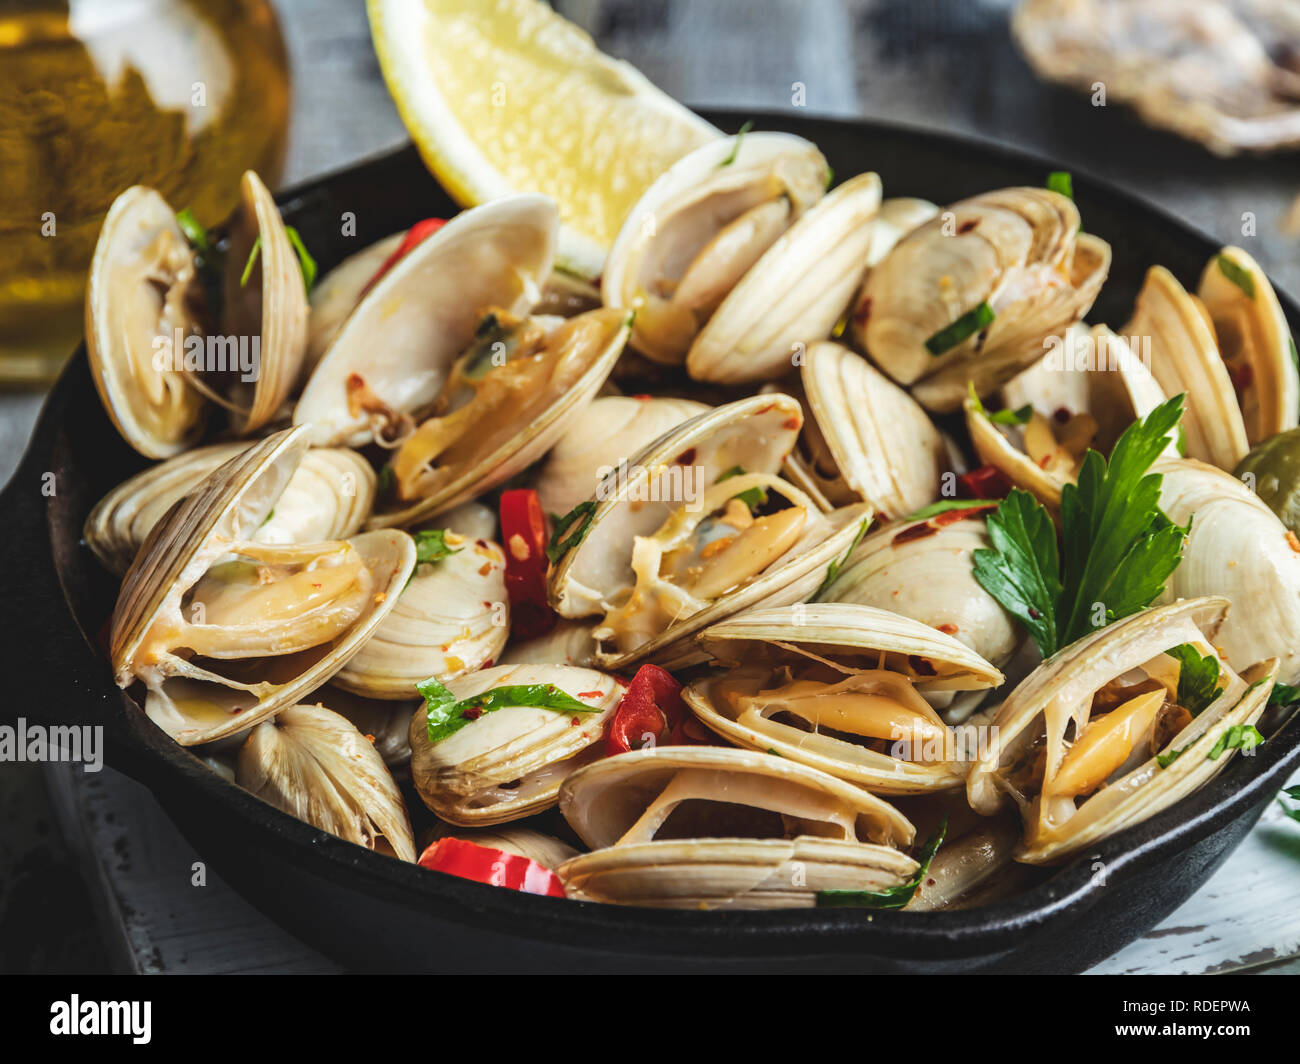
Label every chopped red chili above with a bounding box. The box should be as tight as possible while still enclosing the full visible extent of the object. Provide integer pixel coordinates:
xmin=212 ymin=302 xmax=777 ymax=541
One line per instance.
xmin=363 ymin=217 xmax=447 ymax=295
xmin=498 ymin=488 xmax=557 ymax=640
xmin=418 ymin=837 xmax=565 ymax=897
xmin=606 ymin=664 xmax=691 ymax=755
xmin=956 ymin=465 xmax=1014 ymax=500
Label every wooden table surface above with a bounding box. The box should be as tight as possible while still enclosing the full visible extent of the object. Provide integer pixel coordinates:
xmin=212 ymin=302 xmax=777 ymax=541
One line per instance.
xmin=8 ymin=0 xmax=1300 ymax=974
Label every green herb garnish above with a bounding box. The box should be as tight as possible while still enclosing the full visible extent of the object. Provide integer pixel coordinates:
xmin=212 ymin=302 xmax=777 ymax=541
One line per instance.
xmin=905 ymin=499 xmax=996 ymax=521
xmin=1207 ymin=724 xmax=1264 ymax=761
xmin=1279 ymin=785 xmax=1300 ymax=824
xmin=239 ymin=225 xmax=316 ymax=293
xmin=716 ymin=465 xmax=767 ymax=512
xmin=817 ymin=817 xmax=947 ymax=910
xmin=1269 ymin=681 xmax=1300 ymax=707
xmin=377 ymin=464 xmax=396 ymax=496
xmin=968 ymin=381 xmax=1032 ymax=425
xmin=1047 ymin=171 xmax=1074 ymax=199
xmin=413 ymin=528 xmax=462 ymax=566
xmin=547 ymin=501 xmax=597 ymax=564
xmin=418 ymin=675 xmax=600 ymax=743
xmin=925 ymin=301 xmax=995 ymax=356
xmin=1156 ymin=746 xmax=1185 ymax=769
xmin=815 ymin=515 xmax=871 ymax=599
xmin=176 ymin=208 xmax=210 ymax=252
xmin=718 ymin=119 xmax=754 ymax=167
xmin=1166 ymin=643 xmax=1223 ymax=716
xmin=1217 ymin=253 xmax=1256 ymax=300
xmin=972 ymin=396 xmax=1188 ymax=658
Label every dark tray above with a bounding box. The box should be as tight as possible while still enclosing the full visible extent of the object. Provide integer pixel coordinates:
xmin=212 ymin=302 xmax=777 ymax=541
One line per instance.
xmin=4 ymin=111 xmax=1298 ymax=973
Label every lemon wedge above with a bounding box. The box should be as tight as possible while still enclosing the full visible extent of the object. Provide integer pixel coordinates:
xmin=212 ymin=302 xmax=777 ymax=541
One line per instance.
xmin=367 ymin=0 xmax=720 ymax=277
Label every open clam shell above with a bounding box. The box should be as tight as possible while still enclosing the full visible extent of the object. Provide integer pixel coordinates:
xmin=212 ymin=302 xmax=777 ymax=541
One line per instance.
xmin=294 ymin=195 xmax=559 ymax=447
xmin=546 ymin=393 xmax=872 ymax=669
xmin=788 ymin=340 xmax=948 ymax=520
xmin=318 ymin=684 xmax=416 ymax=769
xmin=602 ymin=131 xmax=829 ymax=366
xmin=1123 ymin=264 xmax=1248 ymax=470
xmin=863 ymin=197 xmax=939 ymax=267
xmin=85 ymin=186 xmax=207 ymax=458
xmin=684 ymin=604 xmax=1003 ymax=794
xmin=407 ymin=663 xmax=621 ymax=826
xmin=304 ymin=231 xmax=404 ymax=373
xmin=1157 ymin=456 xmax=1300 ymax=685
xmin=498 ymin=619 xmax=599 ymax=669
xmin=109 ymin=427 xmax=416 ymax=746
xmin=965 ymin=324 xmax=1169 ymax=508
xmin=334 ymin=532 xmax=508 ymax=700
xmin=236 ymin=702 xmax=416 ymax=861
xmin=556 ymin=746 xmax=916 ymax=908
xmin=685 ymin=171 xmax=882 ymax=384
xmin=85 ymin=442 xmax=375 ymax=574
xmin=220 ymin=170 xmax=310 ymax=434
xmin=967 ymin=597 xmax=1275 ymax=864
xmin=1197 ymin=246 xmax=1299 ymax=446
xmin=859 ymin=187 xmax=1109 ymax=412
xmin=819 ymin=514 xmax=1023 ymax=703
xmin=534 ymin=394 xmax=709 ymax=517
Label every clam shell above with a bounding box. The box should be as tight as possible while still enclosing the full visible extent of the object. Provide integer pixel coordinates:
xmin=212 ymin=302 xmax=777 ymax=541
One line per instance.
xmin=294 ymin=195 xmax=558 ymax=446
xmin=534 ymin=394 xmax=710 ymax=517
xmin=498 ymin=619 xmax=599 ymax=669
xmin=556 ymin=745 xmax=916 ymax=908
xmin=85 ymin=442 xmax=375 ymax=573
xmin=864 ymin=197 xmax=939 ymax=267
xmin=220 ymin=171 xmax=310 ymax=434
xmin=305 ymin=231 xmax=404 ymax=373
xmin=966 ymin=324 xmax=1169 ymax=508
xmin=1124 ymin=264 xmax=1248 ymax=470
xmin=967 ymin=597 xmax=1273 ymax=863
xmin=85 ymin=186 xmax=207 ymax=458
xmin=110 ymin=427 xmax=415 ymax=745
xmin=549 ymin=394 xmax=867 ymax=669
xmin=1157 ymin=456 xmax=1300 ymax=685
xmin=237 ymin=702 xmax=415 ymax=861
xmin=407 ymin=663 xmax=621 ymax=826
xmin=334 ymin=534 xmax=508 ymax=699
xmin=685 ymin=172 xmax=882 ymax=384
xmin=795 ymin=340 xmax=947 ymax=520
xmin=318 ymin=684 xmax=416 ymax=768
xmin=602 ymin=131 xmax=828 ymax=365
xmin=684 ymin=603 xmax=1002 ymax=794
xmin=1197 ymin=245 xmax=1299 ymax=446
xmin=368 ymin=306 xmax=632 ymax=528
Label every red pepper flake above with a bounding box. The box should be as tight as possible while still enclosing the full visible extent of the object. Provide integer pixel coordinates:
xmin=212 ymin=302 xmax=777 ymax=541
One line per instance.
xmin=631 ymin=393 xmax=652 ymax=401
xmin=755 ymin=403 xmax=774 ymax=414
xmin=1053 ymin=407 xmax=1072 ymax=423
xmin=577 ymin=690 xmax=603 ymax=699
xmin=483 ymin=659 xmax=494 ymax=668
xmin=570 ymin=717 xmax=581 ymax=726
xmin=909 ymin=655 xmax=937 ymax=676
xmin=957 ymin=465 xmax=1013 ymax=500
xmin=853 ymin=297 xmax=872 ymax=325
xmin=1028 ymin=607 xmax=1041 ymax=619
xmin=957 ymin=219 xmax=978 ymax=234
xmin=936 ymin=623 xmax=959 ymax=635
xmin=934 ymin=502 xmax=997 ymax=526
xmin=892 ymin=522 xmax=939 ymax=546
xmin=1287 ymin=531 xmax=1300 ymax=553
xmin=462 ymin=705 xmax=483 ymax=721
xmin=674 ymin=447 xmax=696 ymax=466
xmin=783 ymin=416 xmax=801 ymax=430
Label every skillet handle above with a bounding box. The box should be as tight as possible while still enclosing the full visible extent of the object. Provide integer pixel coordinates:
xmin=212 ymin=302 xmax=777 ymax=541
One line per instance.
xmin=0 ymin=452 xmax=150 ymax=781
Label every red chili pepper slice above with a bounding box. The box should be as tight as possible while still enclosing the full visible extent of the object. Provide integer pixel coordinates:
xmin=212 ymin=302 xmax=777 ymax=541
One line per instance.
xmin=362 ymin=217 xmax=447 ymax=295
xmin=418 ymin=838 xmax=565 ymax=897
xmin=499 ymin=488 xmax=557 ymax=640
xmin=956 ymin=465 xmax=1014 ymax=500
xmin=606 ymin=664 xmax=692 ymax=755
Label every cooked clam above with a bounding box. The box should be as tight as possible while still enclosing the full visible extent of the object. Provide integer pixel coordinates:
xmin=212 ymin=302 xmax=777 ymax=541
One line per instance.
xmin=965 ymin=324 xmax=1169 ymax=507
xmin=857 ymin=186 xmax=1110 ymax=412
xmin=318 ymin=684 xmax=416 ymax=769
xmin=408 ymin=663 xmax=621 ymax=826
xmin=547 ymin=393 xmax=872 ymax=669
xmin=237 ymin=702 xmax=416 ymax=861
xmin=85 ymin=442 xmax=375 ymax=574
xmin=556 ymin=745 xmax=916 ymax=908
xmin=684 ymin=604 xmax=1003 ymax=794
xmin=968 ymin=598 xmax=1275 ymax=864
xmin=110 ymin=427 xmax=415 ymax=745
xmin=785 ymin=340 xmax=948 ymax=518
xmin=534 ymin=394 xmax=709 ymax=518
xmin=602 ymin=131 xmax=829 ymax=366
xmin=334 ymin=531 xmax=508 ymax=699
xmin=1156 ymin=456 xmax=1300 ymax=685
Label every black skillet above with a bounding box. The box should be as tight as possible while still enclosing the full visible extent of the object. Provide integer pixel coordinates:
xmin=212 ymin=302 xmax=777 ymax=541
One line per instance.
xmin=4 ymin=111 xmax=1298 ymax=973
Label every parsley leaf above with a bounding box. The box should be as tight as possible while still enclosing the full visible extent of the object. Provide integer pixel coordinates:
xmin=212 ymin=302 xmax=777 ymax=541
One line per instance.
xmin=716 ymin=465 xmax=767 ymax=512
xmin=905 ymin=499 xmax=994 ymax=521
xmin=1166 ymin=644 xmax=1223 ymax=715
xmin=972 ymin=489 xmax=1062 ymax=656
xmin=1268 ymin=681 xmax=1300 ymax=708
xmin=1047 ymin=171 xmax=1074 ymax=199
xmin=413 ymin=529 xmax=461 ymax=566
xmin=968 ymin=382 xmax=1033 ymax=426
xmin=815 ymin=515 xmax=871 ymax=598
xmin=546 ymin=501 xmax=597 ymax=564
xmin=1216 ymin=253 xmax=1255 ymax=300
xmin=417 ymin=676 xmax=601 ymax=743
xmin=1207 ymin=724 xmax=1263 ymax=761
xmin=817 ymin=817 xmax=947 ymax=910
xmin=925 ymin=302 xmax=995 ymax=356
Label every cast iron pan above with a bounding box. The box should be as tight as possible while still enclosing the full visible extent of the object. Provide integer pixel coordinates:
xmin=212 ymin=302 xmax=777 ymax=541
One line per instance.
xmin=4 ymin=112 xmax=1299 ymax=974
